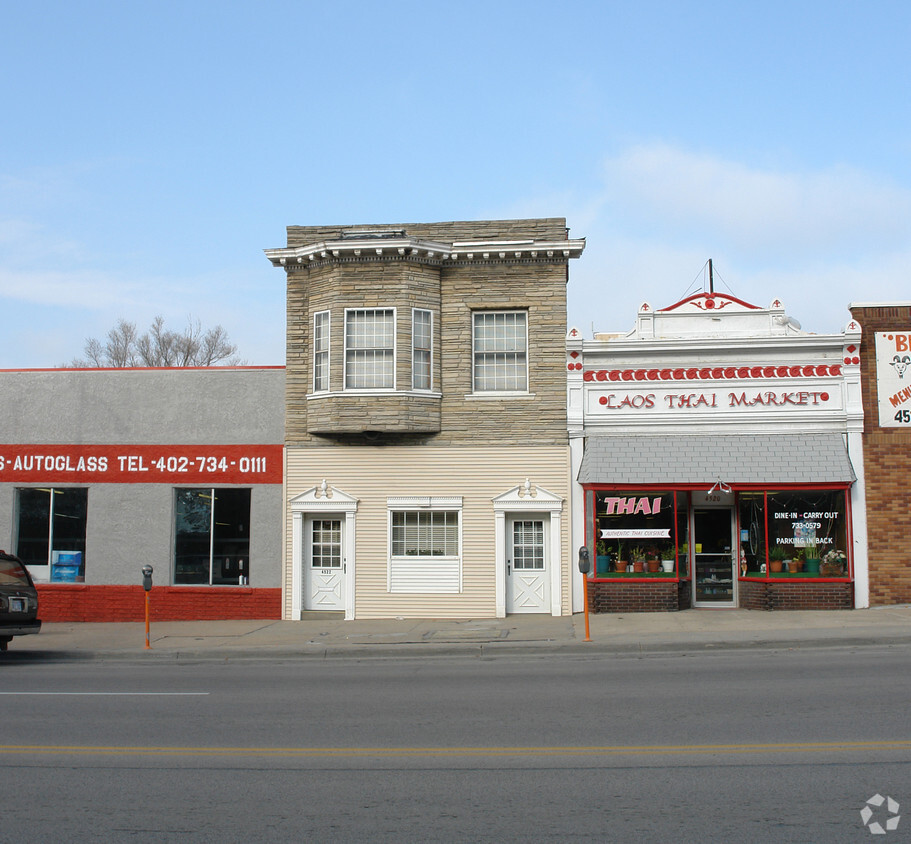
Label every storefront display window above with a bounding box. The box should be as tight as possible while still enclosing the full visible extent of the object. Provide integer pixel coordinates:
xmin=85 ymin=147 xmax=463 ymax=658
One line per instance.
xmin=593 ymin=490 xmax=678 ymax=577
xmin=15 ymin=487 xmax=88 ymax=581
xmin=174 ymin=488 xmax=251 ymax=585
xmin=739 ymin=489 xmax=850 ymax=578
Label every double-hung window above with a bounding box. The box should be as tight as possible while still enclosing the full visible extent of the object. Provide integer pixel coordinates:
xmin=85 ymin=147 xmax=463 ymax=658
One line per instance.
xmin=472 ymin=311 xmax=528 ymax=392
xmin=345 ymin=308 xmax=395 ymax=389
xmin=388 ymin=497 xmax=462 ymax=593
xmin=313 ymin=310 xmax=330 ymax=392
xmin=412 ymin=308 xmax=432 ymax=391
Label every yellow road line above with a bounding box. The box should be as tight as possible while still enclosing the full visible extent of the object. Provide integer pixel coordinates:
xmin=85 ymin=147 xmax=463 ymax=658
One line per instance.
xmin=1 ymin=741 xmax=910 ymax=758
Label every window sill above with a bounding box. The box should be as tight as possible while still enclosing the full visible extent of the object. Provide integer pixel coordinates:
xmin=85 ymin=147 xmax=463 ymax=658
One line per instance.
xmin=465 ymin=391 xmax=536 ymax=400
xmin=308 ymin=389 xmax=443 ymax=399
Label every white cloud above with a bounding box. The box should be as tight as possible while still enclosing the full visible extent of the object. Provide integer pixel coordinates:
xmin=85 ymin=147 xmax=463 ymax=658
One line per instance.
xmin=601 ymin=143 xmax=911 ymax=259
xmin=511 ymin=144 xmax=911 ymax=338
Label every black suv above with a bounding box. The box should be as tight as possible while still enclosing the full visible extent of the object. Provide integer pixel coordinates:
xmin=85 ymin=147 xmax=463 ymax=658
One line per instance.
xmin=0 ymin=551 xmax=41 ymax=651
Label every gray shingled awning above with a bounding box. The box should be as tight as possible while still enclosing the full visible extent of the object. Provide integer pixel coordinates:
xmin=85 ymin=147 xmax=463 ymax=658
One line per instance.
xmin=578 ymin=434 xmax=856 ymax=485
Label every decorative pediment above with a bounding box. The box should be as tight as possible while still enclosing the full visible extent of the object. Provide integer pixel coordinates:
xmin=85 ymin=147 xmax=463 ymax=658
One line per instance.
xmin=290 ymin=480 xmax=358 ymax=512
xmin=492 ymin=479 xmax=563 ymax=512
xmin=657 ymin=292 xmax=760 ymax=313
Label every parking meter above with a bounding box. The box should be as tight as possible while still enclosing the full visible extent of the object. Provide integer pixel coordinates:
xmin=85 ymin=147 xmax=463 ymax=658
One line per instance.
xmin=141 ymin=564 xmax=153 ymax=592
xmin=578 ymin=546 xmax=591 ymax=574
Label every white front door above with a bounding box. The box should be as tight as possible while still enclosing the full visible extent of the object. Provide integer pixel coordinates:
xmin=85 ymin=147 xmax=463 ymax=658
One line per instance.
xmin=506 ymin=518 xmax=549 ymax=613
xmin=304 ymin=518 xmax=345 ymax=611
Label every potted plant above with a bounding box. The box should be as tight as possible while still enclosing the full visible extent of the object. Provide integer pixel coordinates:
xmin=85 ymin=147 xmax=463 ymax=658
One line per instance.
xmin=646 ymin=545 xmax=661 ymax=572
xmin=820 ymin=549 xmax=847 ymax=577
xmin=803 ymin=540 xmax=820 ymax=573
xmin=596 ymin=540 xmax=611 ymax=575
xmin=789 ymin=548 xmax=804 ymax=574
xmin=613 ymin=540 xmax=628 ymax=573
xmin=769 ymin=546 xmax=786 ymax=573
xmin=630 ymin=546 xmax=646 ymax=573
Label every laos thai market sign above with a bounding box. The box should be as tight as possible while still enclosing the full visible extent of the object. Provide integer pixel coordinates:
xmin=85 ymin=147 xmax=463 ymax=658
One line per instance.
xmin=0 ymin=444 xmax=283 ymax=484
xmin=583 ymin=365 xmax=843 ymax=417
xmin=875 ymin=332 xmax=911 ymax=427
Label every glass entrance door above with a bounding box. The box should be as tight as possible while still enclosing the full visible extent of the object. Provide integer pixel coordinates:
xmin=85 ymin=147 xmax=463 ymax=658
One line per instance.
xmin=693 ymin=508 xmax=736 ymax=607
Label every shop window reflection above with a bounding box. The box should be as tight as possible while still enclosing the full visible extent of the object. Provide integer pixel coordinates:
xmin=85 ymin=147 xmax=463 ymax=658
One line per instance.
xmin=15 ymin=487 xmax=88 ymax=582
xmin=593 ymin=490 xmax=678 ymax=578
xmin=174 ymin=488 xmax=251 ymax=585
xmin=738 ymin=489 xmax=849 ymax=579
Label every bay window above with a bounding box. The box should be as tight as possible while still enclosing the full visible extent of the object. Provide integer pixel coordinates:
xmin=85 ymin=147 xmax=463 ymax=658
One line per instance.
xmin=313 ymin=310 xmax=330 ymax=392
xmin=412 ymin=308 xmax=432 ymax=391
xmin=345 ymin=308 xmax=395 ymax=389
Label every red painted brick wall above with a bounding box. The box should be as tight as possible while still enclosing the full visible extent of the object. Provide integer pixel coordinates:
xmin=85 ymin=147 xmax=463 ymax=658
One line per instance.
xmin=36 ymin=584 xmax=282 ymax=622
xmin=850 ymin=305 xmax=911 ymax=605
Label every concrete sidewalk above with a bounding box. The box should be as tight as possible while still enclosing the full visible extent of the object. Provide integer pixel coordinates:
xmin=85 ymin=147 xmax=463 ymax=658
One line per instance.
xmin=4 ymin=605 xmax=911 ymax=662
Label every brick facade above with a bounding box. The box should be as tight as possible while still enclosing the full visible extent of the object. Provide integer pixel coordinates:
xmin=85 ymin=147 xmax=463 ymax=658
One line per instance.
xmin=739 ymin=580 xmax=854 ymax=610
xmin=588 ymin=580 xmax=680 ymax=613
xmin=850 ymin=304 xmax=911 ymax=604
xmin=587 ymin=579 xmax=854 ymax=613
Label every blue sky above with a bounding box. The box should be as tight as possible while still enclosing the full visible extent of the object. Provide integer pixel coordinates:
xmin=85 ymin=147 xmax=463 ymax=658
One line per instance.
xmin=2 ymin=1 xmax=909 ymax=367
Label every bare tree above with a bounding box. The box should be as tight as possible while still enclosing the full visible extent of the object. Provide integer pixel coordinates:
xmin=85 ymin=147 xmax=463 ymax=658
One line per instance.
xmin=68 ymin=316 xmax=243 ymax=368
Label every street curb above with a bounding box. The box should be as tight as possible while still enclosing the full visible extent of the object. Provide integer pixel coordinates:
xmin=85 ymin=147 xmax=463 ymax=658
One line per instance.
xmin=3 ymin=632 xmax=910 ymax=663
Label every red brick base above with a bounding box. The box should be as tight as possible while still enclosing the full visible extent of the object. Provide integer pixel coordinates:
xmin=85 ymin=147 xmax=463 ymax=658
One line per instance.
xmin=36 ymin=584 xmax=282 ymax=622
xmin=588 ymin=580 xmax=680 ymax=613
xmin=739 ymin=580 xmax=854 ymax=611
xmin=587 ymin=579 xmax=854 ymax=613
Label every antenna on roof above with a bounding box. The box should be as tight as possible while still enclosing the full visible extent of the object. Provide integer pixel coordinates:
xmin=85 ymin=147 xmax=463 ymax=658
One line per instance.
xmin=708 ymin=258 xmax=714 ymax=294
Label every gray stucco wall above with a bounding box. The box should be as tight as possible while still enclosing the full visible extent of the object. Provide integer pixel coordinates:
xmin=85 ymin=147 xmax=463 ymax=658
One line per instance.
xmin=0 ymin=368 xmax=284 ymax=587
xmin=0 ymin=367 xmax=284 ymax=444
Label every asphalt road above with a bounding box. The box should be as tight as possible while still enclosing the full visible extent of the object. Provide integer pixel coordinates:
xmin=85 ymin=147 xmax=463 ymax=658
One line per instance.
xmin=1 ymin=646 xmax=909 ymax=842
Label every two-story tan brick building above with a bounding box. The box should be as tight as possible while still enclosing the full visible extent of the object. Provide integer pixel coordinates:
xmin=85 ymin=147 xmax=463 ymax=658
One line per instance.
xmin=266 ymin=219 xmax=585 ymax=619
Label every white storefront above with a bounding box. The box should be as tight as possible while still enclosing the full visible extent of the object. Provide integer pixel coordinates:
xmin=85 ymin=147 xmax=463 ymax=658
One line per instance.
xmin=568 ymin=292 xmax=867 ymax=613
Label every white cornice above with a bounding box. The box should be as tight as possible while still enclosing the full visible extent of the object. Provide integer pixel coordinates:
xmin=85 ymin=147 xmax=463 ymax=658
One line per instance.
xmin=265 ymin=236 xmax=585 ymax=267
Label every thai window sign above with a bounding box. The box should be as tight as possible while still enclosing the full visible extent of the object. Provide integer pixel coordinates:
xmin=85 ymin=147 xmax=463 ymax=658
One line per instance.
xmin=594 ymin=492 xmax=678 ymax=573
xmin=875 ymin=332 xmax=911 ymax=427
